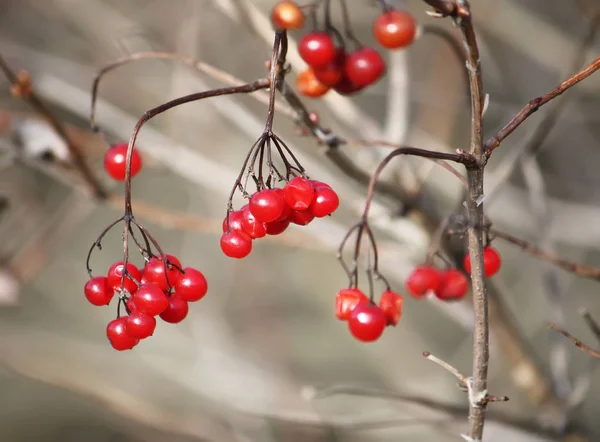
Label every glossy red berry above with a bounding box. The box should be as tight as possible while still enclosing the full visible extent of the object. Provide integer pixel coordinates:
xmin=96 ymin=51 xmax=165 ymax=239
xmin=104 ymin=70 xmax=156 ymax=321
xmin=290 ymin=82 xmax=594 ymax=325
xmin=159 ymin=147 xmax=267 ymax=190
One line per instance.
xmin=249 ymin=189 xmax=286 ymax=222
xmin=222 ymin=210 xmax=245 ymax=233
xmin=298 ymin=32 xmax=337 ymax=68
xmin=241 ymin=207 xmax=268 ymax=239
xmin=348 ymin=301 xmax=387 ymax=342
xmin=220 ymin=231 xmax=253 ymax=258
xmin=143 ymin=254 xmax=182 ymax=292
xmin=373 ymin=10 xmax=417 ymax=49
xmin=288 ymin=209 xmax=314 ymax=226
xmin=379 ymin=290 xmax=403 ymax=326
xmin=126 ymin=296 xmax=137 ymax=312
xmin=159 ymin=295 xmax=189 ymax=323
xmin=309 ymin=186 xmax=339 ymax=217
xmin=133 ymin=283 xmax=170 ymax=316
xmin=84 ymin=276 xmax=114 ymax=306
xmin=104 ymin=143 xmax=142 ymax=181
xmin=345 ymin=47 xmax=386 ymax=87
xmin=106 ymin=317 xmax=139 ymax=350
xmin=313 ymin=50 xmax=345 ymax=86
xmin=283 ymin=176 xmax=315 ymax=210
xmin=265 ymin=218 xmax=290 ymax=235
xmin=297 ymin=68 xmax=330 ymax=98
xmin=405 ymin=265 xmax=441 ymax=298
xmin=464 ymin=246 xmax=502 ymax=277
xmin=107 ymin=261 xmax=142 ymax=295
xmin=174 ymin=267 xmax=208 ymax=302
xmin=435 ymin=269 xmax=469 ymax=300
xmin=126 ymin=311 xmax=156 ymax=339
xmin=271 ymin=1 xmax=304 ymax=30
xmin=335 ymin=288 xmax=368 ymax=320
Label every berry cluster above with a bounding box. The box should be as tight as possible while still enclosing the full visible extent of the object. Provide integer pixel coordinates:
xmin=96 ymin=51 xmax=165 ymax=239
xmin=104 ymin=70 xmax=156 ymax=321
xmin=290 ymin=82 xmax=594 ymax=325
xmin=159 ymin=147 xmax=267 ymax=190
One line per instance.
xmin=103 ymin=142 xmax=143 ymax=181
xmin=221 ymin=177 xmax=339 ymax=259
xmin=271 ymin=1 xmax=417 ymax=97
xmin=84 ymin=255 xmax=207 ymax=351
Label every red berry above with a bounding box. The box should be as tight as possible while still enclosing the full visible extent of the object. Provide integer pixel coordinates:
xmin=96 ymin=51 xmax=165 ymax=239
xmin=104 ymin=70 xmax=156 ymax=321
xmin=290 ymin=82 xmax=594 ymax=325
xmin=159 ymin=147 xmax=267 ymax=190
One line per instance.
xmin=265 ymin=218 xmax=290 ymax=235
xmin=106 ymin=317 xmax=139 ymax=350
xmin=333 ymin=74 xmax=364 ymax=95
xmin=220 ymin=231 xmax=253 ymax=258
xmin=126 ymin=296 xmax=137 ymax=312
xmin=405 ymin=265 xmax=441 ymax=298
xmin=345 ymin=47 xmax=386 ymax=87
xmin=126 ymin=311 xmax=156 ymax=339
xmin=274 ymin=188 xmax=292 ymax=220
xmin=373 ymin=10 xmax=417 ymax=49
xmin=310 ymin=180 xmax=331 ymax=190
xmin=288 ymin=209 xmax=314 ymax=226
xmin=159 ymin=295 xmax=189 ymax=323
xmin=271 ymin=1 xmax=304 ymax=30
xmin=348 ymin=301 xmax=387 ymax=342
xmin=283 ymin=176 xmax=315 ymax=210
xmin=133 ymin=283 xmax=170 ymax=316
xmin=104 ymin=143 xmax=142 ymax=181
xmin=222 ymin=210 xmax=245 ymax=233
xmin=335 ymin=288 xmax=368 ymax=320
xmin=309 ymin=186 xmax=339 ymax=217
xmin=143 ymin=254 xmax=182 ymax=292
xmin=174 ymin=267 xmax=208 ymax=302
xmin=379 ymin=290 xmax=403 ymax=326
xmin=298 ymin=32 xmax=337 ymax=68
xmin=435 ymin=269 xmax=469 ymax=301
xmin=241 ymin=207 xmax=268 ymax=239
xmin=297 ymin=68 xmax=330 ymax=98
xmin=84 ymin=276 xmax=114 ymax=306
xmin=313 ymin=50 xmax=345 ymax=86
xmin=107 ymin=261 xmax=142 ymax=295
xmin=249 ymin=189 xmax=286 ymax=222
xmin=464 ymin=246 xmax=502 ymax=277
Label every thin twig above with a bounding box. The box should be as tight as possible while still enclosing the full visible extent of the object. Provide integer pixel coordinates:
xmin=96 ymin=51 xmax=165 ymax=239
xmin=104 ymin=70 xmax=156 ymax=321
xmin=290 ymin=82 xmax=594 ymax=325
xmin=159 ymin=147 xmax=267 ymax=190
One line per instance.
xmin=423 ymin=351 xmax=468 ymax=387
xmin=549 ymin=323 xmax=600 ymax=359
xmin=581 ymin=310 xmax=600 ymax=343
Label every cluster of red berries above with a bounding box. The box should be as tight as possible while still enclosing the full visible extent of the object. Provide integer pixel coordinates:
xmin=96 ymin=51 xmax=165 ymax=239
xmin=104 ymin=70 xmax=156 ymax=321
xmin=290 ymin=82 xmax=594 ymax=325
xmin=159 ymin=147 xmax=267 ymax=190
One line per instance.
xmin=84 ymin=255 xmax=207 ymax=350
xmin=335 ymin=287 xmax=403 ymax=342
xmin=103 ymin=142 xmax=143 ymax=181
xmin=221 ymin=177 xmax=339 ymax=259
xmin=271 ymin=1 xmax=417 ymax=97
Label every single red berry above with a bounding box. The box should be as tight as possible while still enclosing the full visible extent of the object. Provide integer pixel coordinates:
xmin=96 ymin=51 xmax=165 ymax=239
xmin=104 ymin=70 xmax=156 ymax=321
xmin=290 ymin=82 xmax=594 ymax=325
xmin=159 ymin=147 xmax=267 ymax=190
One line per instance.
xmin=283 ymin=176 xmax=315 ymax=210
xmin=274 ymin=188 xmax=292 ymax=220
xmin=333 ymin=74 xmax=364 ymax=95
xmin=84 ymin=276 xmax=114 ymax=306
xmin=133 ymin=283 xmax=170 ymax=316
xmin=313 ymin=49 xmax=345 ymax=86
xmin=310 ymin=180 xmax=331 ymax=190
xmin=288 ymin=209 xmax=315 ymax=226
xmin=309 ymin=186 xmax=339 ymax=217
xmin=298 ymin=32 xmax=337 ymax=67
xmin=435 ymin=269 xmax=469 ymax=301
xmin=265 ymin=218 xmax=290 ymax=235
xmin=241 ymin=206 xmax=268 ymax=239
xmin=106 ymin=317 xmax=139 ymax=351
xmin=104 ymin=143 xmax=142 ymax=181
xmin=143 ymin=254 xmax=182 ymax=292
xmin=373 ymin=10 xmax=417 ymax=49
xmin=297 ymin=68 xmax=330 ymax=98
xmin=159 ymin=295 xmax=189 ymax=323
xmin=405 ymin=265 xmax=441 ymax=298
xmin=249 ymin=189 xmax=286 ymax=222
xmin=126 ymin=311 xmax=156 ymax=339
xmin=335 ymin=288 xmax=368 ymax=320
xmin=271 ymin=1 xmax=305 ymax=30
xmin=107 ymin=261 xmax=142 ymax=295
xmin=126 ymin=296 xmax=137 ymax=312
xmin=348 ymin=301 xmax=387 ymax=342
xmin=222 ymin=209 xmax=245 ymax=233
xmin=379 ymin=290 xmax=403 ymax=326
xmin=220 ymin=231 xmax=253 ymax=258
xmin=464 ymin=246 xmax=502 ymax=277
xmin=174 ymin=267 xmax=208 ymax=302
xmin=345 ymin=47 xmax=386 ymax=87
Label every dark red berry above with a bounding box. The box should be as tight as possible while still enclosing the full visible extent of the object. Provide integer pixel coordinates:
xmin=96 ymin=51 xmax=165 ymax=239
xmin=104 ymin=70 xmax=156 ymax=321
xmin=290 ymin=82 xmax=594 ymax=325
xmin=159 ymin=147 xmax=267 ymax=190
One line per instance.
xmin=126 ymin=311 xmax=156 ymax=339
xmin=220 ymin=231 xmax=252 ymax=258
xmin=107 ymin=261 xmax=142 ymax=295
xmin=464 ymin=246 xmax=502 ymax=277
xmin=345 ymin=47 xmax=386 ymax=87
xmin=133 ymin=283 xmax=170 ymax=316
xmin=405 ymin=265 xmax=441 ymax=298
xmin=106 ymin=317 xmax=139 ymax=350
xmin=104 ymin=143 xmax=142 ymax=181
xmin=309 ymin=186 xmax=339 ymax=217
xmin=249 ymin=189 xmax=286 ymax=222
xmin=265 ymin=218 xmax=290 ymax=235
xmin=435 ymin=269 xmax=469 ymax=300
xmin=313 ymin=49 xmax=345 ymax=87
xmin=335 ymin=288 xmax=368 ymax=320
xmin=379 ymin=290 xmax=403 ymax=326
xmin=298 ymin=32 xmax=337 ymax=67
xmin=333 ymin=74 xmax=364 ymax=95
xmin=159 ymin=295 xmax=189 ymax=323
xmin=174 ymin=267 xmax=208 ymax=302
xmin=143 ymin=254 xmax=182 ymax=292
xmin=288 ymin=209 xmax=314 ymax=226
xmin=84 ymin=276 xmax=114 ymax=306
xmin=348 ymin=301 xmax=387 ymax=342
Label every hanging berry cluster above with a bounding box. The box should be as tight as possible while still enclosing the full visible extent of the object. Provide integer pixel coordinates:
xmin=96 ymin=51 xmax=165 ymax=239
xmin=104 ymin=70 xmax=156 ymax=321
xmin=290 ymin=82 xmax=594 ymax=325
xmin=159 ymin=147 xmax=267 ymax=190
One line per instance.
xmin=271 ymin=0 xmax=417 ymax=97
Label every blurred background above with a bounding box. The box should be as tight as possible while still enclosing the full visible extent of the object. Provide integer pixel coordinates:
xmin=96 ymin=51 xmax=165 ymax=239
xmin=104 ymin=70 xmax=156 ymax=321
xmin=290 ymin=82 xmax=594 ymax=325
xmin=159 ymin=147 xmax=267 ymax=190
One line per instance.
xmin=1 ymin=0 xmax=600 ymax=441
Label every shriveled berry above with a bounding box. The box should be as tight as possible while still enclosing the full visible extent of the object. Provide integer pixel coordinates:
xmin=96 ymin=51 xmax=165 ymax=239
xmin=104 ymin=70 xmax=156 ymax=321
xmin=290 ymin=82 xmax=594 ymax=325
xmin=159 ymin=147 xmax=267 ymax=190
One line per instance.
xmin=335 ymin=288 xmax=368 ymax=320
xmin=309 ymin=186 xmax=339 ymax=217
xmin=379 ymin=290 xmax=403 ymax=326
xmin=298 ymin=32 xmax=337 ymax=67
xmin=159 ymin=295 xmax=189 ymax=323
xmin=143 ymin=254 xmax=182 ymax=292
xmin=104 ymin=143 xmax=142 ymax=181
xmin=126 ymin=311 xmax=156 ymax=339
xmin=345 ymin=47 xmax=386 ymax=87
xmin=84 ymin=276 xmax=114 ymax=306
xmin=174 ymin=267 xmax=208 ymax=302
xmin=348 ymin=301 xmax=387 ymax=342
xmin=435 ymin=269 xmax=469 ymax=301
xmin=220 ymin=231 xmax=253 ymax=258
xmin=283 ymin=176 xmax=315 ymax=210
xmin=133 ymin=283 xmax=170 ymax=316
xmin=405 ymin=265 xmax=441 ymax=298
xmin=107 ymin=261 xmax=142 ymax=295
xmin=241 ymin=207 xmax=268 ymax=239
xmin=106 ymin=317 xmax=139 ymax=350
xmin=464 ymin=246 xmax=502 ymax=277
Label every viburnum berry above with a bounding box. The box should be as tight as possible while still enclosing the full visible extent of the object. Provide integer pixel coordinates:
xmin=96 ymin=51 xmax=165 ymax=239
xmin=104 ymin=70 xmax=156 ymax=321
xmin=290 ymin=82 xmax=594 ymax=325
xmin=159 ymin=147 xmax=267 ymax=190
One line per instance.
xmin=405 ymin=265 xmax=441 ymax=298
xmin=309 ymin=186 xmax=339 ymax=217
xmin=271 ymin=0 xmax=304 ymax=30
xmin=283 ymin=176 xmax=315 ymax=210
xmin=241 ymin=207 xmax=268 ymax=239
xmin=335 ymin=288 xmax=368 ymax=320
xmin=220 ymin=231 xmax=253 ymax=258
xmin=107 ymin=261 xmax=142 ymax=295
xmin=104 ymin=143 xmax=142 ymax=181
xmin=313 ymin=50 xmax=345 ymax=87
xmin=126 ymin=311 xmax=156 ymax=339
xmin=265 ymin=218 xmax=290 ymax=235
xmin=379 ymin=290 xmax=403 ymax=326
xmin=373 ymin=10 xmax=417 ymax=49
xmin=275 ymin=188 xmax=292 ymax=220
xmin=435 ymin=269 xmax=469 ymax=301
xmin=344 ymin=47 xmax=386 ymax=87
xmin=310 ymin=180 xmax=331 ymax=189
xmin=348 ymin=301 xmax=387 ymax=342
xmin=222 ymin=209 xmax=245 ymax=233
xmin=106 ymin=317 xmax=139 ymax=351
xmin=464 ymin=246 xmax=502 ymax=277
xmin=333 ymin=75 xmax=364 ymax=95
xmin=174 ymin=267 xmax=208 ymax=302
xmin=297 ymin=68 xmax=330 ymax=98
xmin=84 ymin=276 xmax=114 ymax=306
xmin=249 ymin=189 xmax=286 ymax=222
xmin=159 ymin=295 xmax=189 ymax=324
xmin=142 ymin=254 xmax=182 ymax=292
xmin=133 ymin=283 xmax=170 ymax=316
xmin=288 ymin=209 xmax=314 ymax=226
xmin=298 ymin=32 xmax=337 ymax=68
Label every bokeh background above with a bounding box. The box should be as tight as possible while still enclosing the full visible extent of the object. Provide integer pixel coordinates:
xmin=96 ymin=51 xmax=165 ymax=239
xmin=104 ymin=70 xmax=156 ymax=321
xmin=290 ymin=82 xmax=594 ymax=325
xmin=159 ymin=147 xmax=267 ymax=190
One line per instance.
xmin=1 ymin=0 xmax=600 ymax=441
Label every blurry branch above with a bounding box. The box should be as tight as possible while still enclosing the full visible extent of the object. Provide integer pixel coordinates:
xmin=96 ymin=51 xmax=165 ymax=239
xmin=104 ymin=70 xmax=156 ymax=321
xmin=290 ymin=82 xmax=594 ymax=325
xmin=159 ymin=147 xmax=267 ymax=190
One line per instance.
xmin=549 ymin=323 xmax=600 ymax=359
xmin=0 ymin=53 xmax=108 ymax=199
xmin=581 ymin=309 xmax=600 ymax=342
